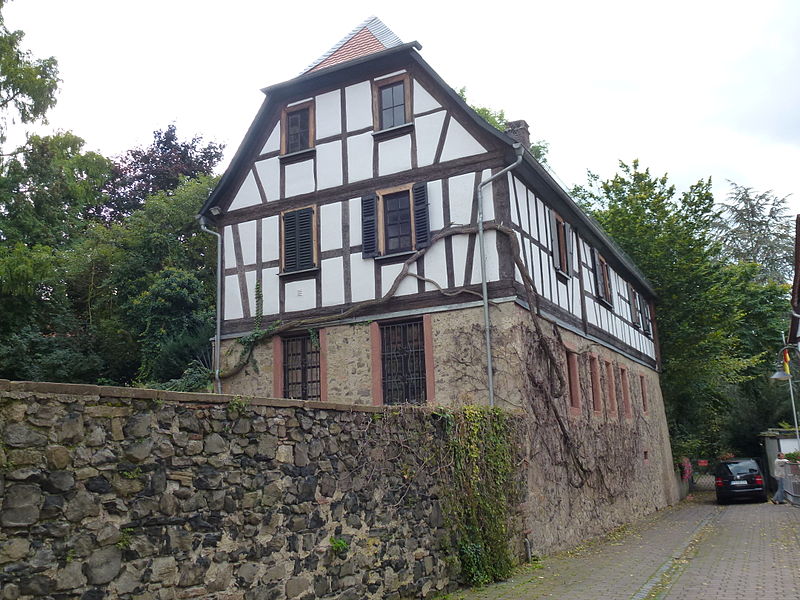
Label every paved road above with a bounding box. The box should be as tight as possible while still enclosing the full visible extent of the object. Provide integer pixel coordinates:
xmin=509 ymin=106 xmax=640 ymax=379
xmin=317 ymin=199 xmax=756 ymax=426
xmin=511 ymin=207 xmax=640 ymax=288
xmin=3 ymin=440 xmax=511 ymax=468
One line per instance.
xmin=445 ymin=493 xmax=800 ymax=600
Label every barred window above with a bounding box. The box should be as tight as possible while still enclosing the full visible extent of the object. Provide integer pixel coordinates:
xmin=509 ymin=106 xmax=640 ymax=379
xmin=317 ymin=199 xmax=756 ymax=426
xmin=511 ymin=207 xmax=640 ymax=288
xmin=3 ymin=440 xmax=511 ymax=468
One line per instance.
xmin=283 ymin=334 xmax=320 ymax=401
xmin=381 ymin=320 xmax=426 ymax=405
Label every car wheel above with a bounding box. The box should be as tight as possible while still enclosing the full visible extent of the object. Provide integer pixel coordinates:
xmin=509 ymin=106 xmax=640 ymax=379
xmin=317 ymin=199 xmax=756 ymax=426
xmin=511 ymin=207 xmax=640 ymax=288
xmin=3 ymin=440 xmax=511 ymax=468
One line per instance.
xmin=716 ymin=495 xmax=728 ymax=505
xmin=758 ymin=493 xmax=768 ymax=503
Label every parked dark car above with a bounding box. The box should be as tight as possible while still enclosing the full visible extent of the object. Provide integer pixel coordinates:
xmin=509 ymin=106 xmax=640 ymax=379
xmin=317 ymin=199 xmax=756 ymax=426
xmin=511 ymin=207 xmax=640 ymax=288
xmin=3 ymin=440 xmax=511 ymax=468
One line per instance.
xmin=714 ymin=458 xmax=768 ymax=504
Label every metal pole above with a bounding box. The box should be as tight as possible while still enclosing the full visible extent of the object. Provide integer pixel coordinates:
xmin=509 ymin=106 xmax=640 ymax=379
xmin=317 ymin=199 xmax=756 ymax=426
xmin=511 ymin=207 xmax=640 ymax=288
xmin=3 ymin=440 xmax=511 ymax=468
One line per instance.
xmin=477 ymin=143 xmax=523 ymax=408
xmin=782 ymin=332 xmax=800 ymax=451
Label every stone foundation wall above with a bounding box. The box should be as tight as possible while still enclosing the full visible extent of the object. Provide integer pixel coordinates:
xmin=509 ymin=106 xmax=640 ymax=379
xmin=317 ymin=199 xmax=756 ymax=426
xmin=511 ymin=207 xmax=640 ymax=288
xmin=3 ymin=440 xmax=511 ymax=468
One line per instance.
xmin=0 ymin=382 xmax=454 ymax=600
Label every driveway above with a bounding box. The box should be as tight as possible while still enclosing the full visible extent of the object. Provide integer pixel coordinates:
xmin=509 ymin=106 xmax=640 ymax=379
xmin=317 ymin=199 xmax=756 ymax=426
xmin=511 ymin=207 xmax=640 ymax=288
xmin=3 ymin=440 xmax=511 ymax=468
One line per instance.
xmin=444 ymin=493 xmax=800 ymax=600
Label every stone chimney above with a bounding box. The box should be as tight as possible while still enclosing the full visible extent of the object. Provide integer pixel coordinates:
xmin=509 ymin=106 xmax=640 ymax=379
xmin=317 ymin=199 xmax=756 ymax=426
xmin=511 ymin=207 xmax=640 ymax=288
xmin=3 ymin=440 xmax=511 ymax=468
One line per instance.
xmin=504 ymin=119 xmax=530 ymax=149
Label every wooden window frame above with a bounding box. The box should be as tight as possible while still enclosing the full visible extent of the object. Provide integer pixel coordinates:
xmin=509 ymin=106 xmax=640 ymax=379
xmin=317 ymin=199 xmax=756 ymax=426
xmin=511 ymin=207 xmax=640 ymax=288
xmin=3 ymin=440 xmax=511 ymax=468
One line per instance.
xmin=589 ymin=354 xmax=602 ymax=414
xmin=620 ymin=365 xmax=632 ymax=419
xmin=552 ymin=214 xmax=570 ymax=276
xmin=377 ymin=184 xmax=415 ymax=256
xmin=593 ymin=251 xmax=613 ymax=306
xmin=640 ymin=295 xmax=652 ymax=336
xmin=629 ymin=284 xmax=641 ymax=328
xmin=372 ymin=73 xmax=412 ymax=131
xmin=565 ymin=348 xmax=581 ymax=416
xmin=280 ymin=205 xmax=318 ymax=273
xmin=604 ymin=360 xmax=617 ymax=418
xmin=280 ymin=100 xmax=316 ymax=156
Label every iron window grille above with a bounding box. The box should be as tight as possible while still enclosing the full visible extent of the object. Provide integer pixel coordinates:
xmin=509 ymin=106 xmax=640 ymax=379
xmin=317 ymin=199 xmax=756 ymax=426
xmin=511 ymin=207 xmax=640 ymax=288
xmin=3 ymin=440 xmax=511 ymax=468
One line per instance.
xmin=283 ymin=334 xmax=320 ymax=401
xmin=380 ymin=320 xmax=426 ymax=405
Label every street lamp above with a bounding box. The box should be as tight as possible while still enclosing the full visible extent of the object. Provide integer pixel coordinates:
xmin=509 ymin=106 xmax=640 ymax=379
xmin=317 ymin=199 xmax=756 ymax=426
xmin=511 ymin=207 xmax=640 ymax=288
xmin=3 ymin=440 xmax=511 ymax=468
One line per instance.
xmin=770 ymin=343 xmax=800 ymax=451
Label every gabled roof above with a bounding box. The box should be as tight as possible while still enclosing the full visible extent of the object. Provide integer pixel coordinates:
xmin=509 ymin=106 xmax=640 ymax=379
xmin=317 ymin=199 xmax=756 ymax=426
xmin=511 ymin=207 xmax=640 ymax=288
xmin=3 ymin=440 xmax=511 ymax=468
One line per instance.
xmin=200 ymin=31 xmax=656 ymax=298
xmin=303 ymin=16 xmax=403 ymax=74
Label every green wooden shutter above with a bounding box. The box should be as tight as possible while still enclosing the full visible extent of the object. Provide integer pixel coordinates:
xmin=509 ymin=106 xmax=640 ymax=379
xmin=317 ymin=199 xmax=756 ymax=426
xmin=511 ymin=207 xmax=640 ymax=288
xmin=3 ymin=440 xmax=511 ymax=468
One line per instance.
xmin=296 ymin=207 xmax=314 ymax=270
xmin=362 ymin=193 xmax=378 ymax=258
xmin=283 ymin=208 xmax=314 ymax=272
xmin=413 ymin=182 xmax=430 ymax=249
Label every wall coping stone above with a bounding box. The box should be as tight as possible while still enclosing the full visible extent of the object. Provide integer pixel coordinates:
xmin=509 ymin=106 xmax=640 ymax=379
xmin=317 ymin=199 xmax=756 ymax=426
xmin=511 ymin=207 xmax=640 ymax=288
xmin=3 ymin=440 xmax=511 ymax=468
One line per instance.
xmin=0 ymin=379 xmax=393 ymax=414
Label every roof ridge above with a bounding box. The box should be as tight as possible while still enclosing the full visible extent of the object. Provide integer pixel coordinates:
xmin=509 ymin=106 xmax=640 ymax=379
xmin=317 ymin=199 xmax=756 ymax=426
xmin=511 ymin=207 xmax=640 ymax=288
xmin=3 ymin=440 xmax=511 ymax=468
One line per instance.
xmin=301 ymin=16 xmax=403 ymax=74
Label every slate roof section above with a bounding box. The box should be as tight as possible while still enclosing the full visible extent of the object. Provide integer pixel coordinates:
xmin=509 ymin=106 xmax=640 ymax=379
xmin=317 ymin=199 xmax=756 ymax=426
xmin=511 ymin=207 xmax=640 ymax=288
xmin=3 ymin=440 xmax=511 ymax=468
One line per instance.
xmin=304 ymin=16 xmax=403 ymax=74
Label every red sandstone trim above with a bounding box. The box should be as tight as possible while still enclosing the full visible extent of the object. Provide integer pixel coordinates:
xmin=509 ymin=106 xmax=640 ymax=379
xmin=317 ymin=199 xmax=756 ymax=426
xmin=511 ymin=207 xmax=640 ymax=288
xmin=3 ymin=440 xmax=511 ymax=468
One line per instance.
xmin=370 ymin=321 xmax=383 ymax=406
xmin=423 ymin=314 xmax=435 ymax=405
xmin=563 ymin=341 xmax=581 ymax=417
xmin=319 ymin=328 xmax=328 ymax=403
xmin=605 ymin=360 xmax=617 ymax=419
xmin=620 ymin=365 xmax=632 ymax=420
xmin=589 ymin=353 xmax=602 ymax=414
xmin=272 ymin=338 xmax=283 ymax=398
xmin=640 ymin=374 xmax=648 ymax=414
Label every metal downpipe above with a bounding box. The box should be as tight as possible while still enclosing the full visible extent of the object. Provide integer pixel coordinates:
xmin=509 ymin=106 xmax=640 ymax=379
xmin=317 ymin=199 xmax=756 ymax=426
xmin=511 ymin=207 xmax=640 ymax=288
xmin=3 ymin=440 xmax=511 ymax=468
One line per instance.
xmin=477 ymin=143 xmax=524 ymax=408
xmin=198 ymin=216 xmax=222 ymax=394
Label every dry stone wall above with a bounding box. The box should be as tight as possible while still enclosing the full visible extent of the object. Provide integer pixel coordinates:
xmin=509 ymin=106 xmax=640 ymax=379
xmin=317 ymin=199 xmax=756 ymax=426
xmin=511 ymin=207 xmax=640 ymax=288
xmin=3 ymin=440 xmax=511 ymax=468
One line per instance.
xmin=0 ymin=382 xmax=455 ymax=600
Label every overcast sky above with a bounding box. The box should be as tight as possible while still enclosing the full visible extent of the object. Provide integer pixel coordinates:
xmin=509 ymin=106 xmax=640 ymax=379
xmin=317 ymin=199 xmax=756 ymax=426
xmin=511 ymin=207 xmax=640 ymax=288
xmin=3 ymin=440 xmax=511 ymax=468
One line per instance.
xmin=6 ymin=0 xmax=800 ymax=213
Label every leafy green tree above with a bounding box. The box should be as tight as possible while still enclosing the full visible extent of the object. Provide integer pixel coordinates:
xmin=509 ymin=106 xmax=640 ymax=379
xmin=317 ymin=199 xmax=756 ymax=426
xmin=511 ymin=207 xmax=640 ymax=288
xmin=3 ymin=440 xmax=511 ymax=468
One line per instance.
xmin=457 ymin=87 xmax=549 ymax=164
xmin=101 ymin=124 xmax=224 ymax=221
xmin=574 ymin=161 xmax=782 ymax=454
xmin=0 ymin=0 xmax=58 ymax=145
xmin=714 ymin=182 xmax=794 ymax=283
xmin=0 ymin=132 xmax=113 ymax=245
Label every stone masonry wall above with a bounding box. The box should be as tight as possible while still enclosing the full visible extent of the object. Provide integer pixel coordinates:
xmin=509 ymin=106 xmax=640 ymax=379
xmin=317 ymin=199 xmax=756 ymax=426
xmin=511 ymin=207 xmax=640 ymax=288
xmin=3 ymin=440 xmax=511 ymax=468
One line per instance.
xmin=0 ymin=381 xmax=455 ymax=600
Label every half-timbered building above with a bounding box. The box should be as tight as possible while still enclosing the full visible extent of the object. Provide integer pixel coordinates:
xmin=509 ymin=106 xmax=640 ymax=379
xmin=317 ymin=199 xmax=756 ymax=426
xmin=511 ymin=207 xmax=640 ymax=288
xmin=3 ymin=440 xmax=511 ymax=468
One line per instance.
xmin=199 ymin=17 xmax=661 ymax=417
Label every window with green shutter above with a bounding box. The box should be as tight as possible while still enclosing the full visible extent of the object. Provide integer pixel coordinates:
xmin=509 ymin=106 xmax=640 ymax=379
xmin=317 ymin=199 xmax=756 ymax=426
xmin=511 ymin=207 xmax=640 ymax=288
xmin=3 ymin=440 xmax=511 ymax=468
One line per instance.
xmin=282 ymin=206 xmax=316 ymax=272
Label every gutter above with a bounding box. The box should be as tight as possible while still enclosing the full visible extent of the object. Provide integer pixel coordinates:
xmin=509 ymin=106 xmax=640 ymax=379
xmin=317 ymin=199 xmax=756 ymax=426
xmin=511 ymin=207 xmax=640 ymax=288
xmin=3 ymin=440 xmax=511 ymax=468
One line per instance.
xmin=198 ymin=215 xmax=222 ymax=394
xmin=478 ymin=143 xmax=524 ymax=407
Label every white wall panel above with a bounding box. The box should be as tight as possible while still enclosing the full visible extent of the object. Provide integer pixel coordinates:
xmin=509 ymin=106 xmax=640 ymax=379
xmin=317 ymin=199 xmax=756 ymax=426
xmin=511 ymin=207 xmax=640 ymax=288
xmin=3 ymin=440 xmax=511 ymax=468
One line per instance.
xmin=284 ymin=159 xmax=315 ymax=197
xmin=413 ymin=80 xmax=441 ymax=114
xmin=479 ymin=169 xmax=494 ymax=221
xmin=381 ymin=262 xmax=417 ymax=296
xmin=347 ymin=133 xmax=373 ymax=183
xmin=316 ymin=141 xmax=343 ymax=190
xmin=228 ymin=171 xmax=262 ymax=211
xmin=245 ymin=271 xmax=257 ymax=316
xmin=261 ymin=123 xmax=280 ymax=154
xmin=471 ymin=231 xmax=499 ymax=283
xmin=349 ymin=198 xmax=362 ymax=246
xmin=320 ymin=203 xmax=342 ymax=252
xmin=224 ymin=275 xmax=243 ymax=320
xmin=262 ymin=267 xmax=279 ymax=315
xmin=345 ymin=82 xmax=372 ymax=131
xmin=350 ymin=254 xmax=374 ymax=302
xmin=321 ymin=257 xmax=345 ymax=306
xmin=315 ymin=89 xmax=342 ymax=139
xmin=223 ymin=227 xmax=236 ymax=269
xmin=427 ymin=180 xmax=444 ymax=231
xmin=284 ymin=279 xmax=316 ymax=312
xmin=448 ymin=173 xmax=474 ymax=225
xmin=415 ymin=111 xmax=445 ymax=167
xmin=440 ymin=118 xmax=486 ymax=162
xmin=423 ymin=241 xmax=447 ymax=291
xmin=239 ymin=220 xmax=257 ymax=265
xmin=378 ymin=135 xmax=412 ymax=176
xmin=451 ymin=235 xmax=468 ymax=287
xmin=255 ymin=157 xmax=280 ymax=202
xmin=262 ymin=216 xmax=279 ymax=262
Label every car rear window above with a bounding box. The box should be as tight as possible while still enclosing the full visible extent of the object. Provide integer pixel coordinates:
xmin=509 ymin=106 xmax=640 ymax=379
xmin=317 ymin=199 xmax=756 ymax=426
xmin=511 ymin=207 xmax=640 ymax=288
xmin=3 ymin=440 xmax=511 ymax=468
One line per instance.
xmin=718 ymin=460 xmax=759 ymax=476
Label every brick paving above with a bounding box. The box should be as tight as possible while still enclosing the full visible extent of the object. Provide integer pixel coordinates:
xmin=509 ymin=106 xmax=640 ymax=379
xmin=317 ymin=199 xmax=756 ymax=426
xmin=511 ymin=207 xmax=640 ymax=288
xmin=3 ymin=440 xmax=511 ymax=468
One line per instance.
xmin=443 ymin=493 xmax=800 ymax=600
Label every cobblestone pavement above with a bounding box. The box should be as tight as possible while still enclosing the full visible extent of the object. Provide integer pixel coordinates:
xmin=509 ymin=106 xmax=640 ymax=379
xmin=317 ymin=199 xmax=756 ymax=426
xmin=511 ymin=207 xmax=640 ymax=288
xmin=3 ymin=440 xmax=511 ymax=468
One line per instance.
xmin=442 ymin=493 xmax=800 ymax=600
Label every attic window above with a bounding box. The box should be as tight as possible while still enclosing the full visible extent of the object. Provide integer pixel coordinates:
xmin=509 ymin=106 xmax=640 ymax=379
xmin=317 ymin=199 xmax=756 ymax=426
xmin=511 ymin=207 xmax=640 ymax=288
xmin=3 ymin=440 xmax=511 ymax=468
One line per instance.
xmin=281 ymin=101 xmax=315 ymax=155
xmin=373 ymin=73 xmax=412 ymax=131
